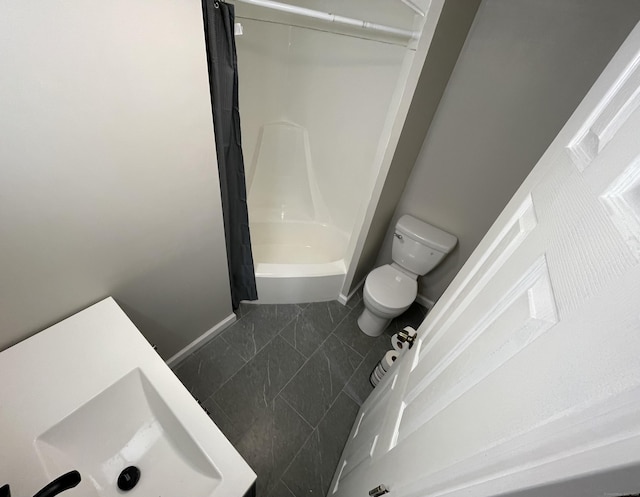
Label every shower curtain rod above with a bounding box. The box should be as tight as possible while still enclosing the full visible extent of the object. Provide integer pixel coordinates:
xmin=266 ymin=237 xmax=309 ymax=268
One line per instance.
xmin=232 ymin=0 xmax=419 ymax=40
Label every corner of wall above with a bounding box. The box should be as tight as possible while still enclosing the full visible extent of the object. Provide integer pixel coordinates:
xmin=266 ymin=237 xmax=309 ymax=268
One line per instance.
xmin=346 ymin=0 xmax=481 ymax=295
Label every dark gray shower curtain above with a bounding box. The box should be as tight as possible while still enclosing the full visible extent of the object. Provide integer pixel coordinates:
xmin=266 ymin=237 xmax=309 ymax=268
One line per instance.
xmin=202 ymin=0 xmax=258 ymax=309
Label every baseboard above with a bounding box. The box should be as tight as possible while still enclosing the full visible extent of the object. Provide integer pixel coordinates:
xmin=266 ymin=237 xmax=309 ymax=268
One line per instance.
xmin=338 ymin=278 xmax=365 ymax=306
xmin=415 ymin=293 xmax=435 ymax=310
xmin=166 ymin=313 xmax=237 ymax=368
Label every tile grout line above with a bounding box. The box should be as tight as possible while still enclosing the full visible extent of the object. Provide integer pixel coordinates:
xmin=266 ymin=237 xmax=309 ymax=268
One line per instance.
xmin=204 ymin=301 xmax=374 ymax=443
xmin=340 ymin=346 xmax=375 ymax=406
xmin=266 ymin=303 xmax=359 ymax=416
xmin=266 ymin=303 xmax=369 ymax=427
xmin=193 ymin=300 xmax=397 ymax=497
xmin=260 ymin=377 xmax=339 ymax=497
xmin=277 ymin=389 xmax=354 ymax=497
xmin=222 ymin=303 xmax=305 ymax=357
xmin=227 ymin=302 xmax=359 ymax=428
xmin=331 ymin=327 xmax=366 ymax=361
xmin=281 ymin=479 xmax=298 ymax=497
xmin=278 ymin=394 xmax=315 ymax=431
xmin=209 ymin=304 xmax=321 ymax=422
xmin=272 ymin=427 xmax=317 ymax=497
xmin=200 ymin=300 xmax=372 ymax=420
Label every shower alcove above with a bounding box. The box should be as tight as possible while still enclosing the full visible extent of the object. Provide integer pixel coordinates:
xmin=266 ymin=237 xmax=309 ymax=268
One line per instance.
xmin=234 ymin=0 xmax=437 ymax=304
xmin=248 ymin=121 xmax=349 ymax=303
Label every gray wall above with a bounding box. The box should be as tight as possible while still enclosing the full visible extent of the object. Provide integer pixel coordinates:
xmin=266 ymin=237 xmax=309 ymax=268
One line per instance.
xmin=0 ymin=0 xmax=232 ymax=359
xmin=374 ymin=0 xmax=640 ymax=303
xmin=348 ymin=0 xmax=481 ymax=292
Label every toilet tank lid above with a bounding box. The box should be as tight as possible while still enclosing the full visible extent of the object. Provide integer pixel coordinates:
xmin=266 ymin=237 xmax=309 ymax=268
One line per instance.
xmin=396 ymin=215 xmax=458 ymax=253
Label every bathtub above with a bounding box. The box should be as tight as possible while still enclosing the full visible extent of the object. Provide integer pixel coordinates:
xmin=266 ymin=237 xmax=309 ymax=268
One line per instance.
xmin=250 ymin=221 xmax=349 ymax=304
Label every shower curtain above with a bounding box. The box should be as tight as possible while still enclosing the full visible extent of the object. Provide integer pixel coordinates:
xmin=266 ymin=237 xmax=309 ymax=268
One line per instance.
xmin=202 ymin=0 xmax=258 ymax=309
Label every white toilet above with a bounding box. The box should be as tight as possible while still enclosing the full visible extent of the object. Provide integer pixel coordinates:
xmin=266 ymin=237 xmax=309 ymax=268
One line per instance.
xmin=357 ymin=215 xmax=457 ymax=337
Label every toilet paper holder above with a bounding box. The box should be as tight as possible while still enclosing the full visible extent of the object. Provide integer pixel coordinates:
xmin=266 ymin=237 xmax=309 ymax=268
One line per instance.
xmin=397 ymin=327 xmax=417 ymax=348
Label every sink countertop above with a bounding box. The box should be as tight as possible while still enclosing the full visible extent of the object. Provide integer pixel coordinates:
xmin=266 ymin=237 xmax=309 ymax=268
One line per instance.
xmin=0 ymin=297 xmax=256 ymax=497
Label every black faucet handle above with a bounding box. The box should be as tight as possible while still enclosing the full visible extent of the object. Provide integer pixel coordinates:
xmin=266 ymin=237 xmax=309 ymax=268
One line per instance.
xmin=33 ymin=471 xmax=81 ymax=497
xmin=0 ymin=484 xmax=10 ymax=497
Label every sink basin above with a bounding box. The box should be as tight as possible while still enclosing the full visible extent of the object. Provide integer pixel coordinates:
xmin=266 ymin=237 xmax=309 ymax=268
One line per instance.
xmin=0 ymin=297 xmax=255 ymax=497
xmin=36 ymin=369 xmax=220 ymax=497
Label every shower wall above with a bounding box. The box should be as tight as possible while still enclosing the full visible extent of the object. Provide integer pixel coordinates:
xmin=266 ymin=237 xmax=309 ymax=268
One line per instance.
xmin=235 ymin=16 xmax=407 ymax=234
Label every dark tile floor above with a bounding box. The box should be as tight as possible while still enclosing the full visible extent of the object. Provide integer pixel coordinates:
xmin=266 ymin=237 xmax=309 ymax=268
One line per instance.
xmin=173 ymin=292 xmax=427 ymax=497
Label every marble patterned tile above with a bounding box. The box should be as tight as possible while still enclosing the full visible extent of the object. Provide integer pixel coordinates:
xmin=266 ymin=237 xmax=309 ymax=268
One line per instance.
xmin=332 ymin=305 xmax=381 ymax=357
xmin=201 ymin=397 xmax=244 ymax=445
xmin=174 ymin=301 xmax=395 ymax=497
xmin=279 ymin=301 xmax=351 ymax=358
xmin=281 ymin=393 xmax=359 ymax=497
xmin=266 ymin=480 xmax=296 ymax=497
xmin=235 ymin=397 xmax=312 ymax=497
xmin=280 ymin=335 xmax=362 ymax=427
xmin=213 ymin=336 xmax=306 ymax=432
xmin=236 ymin=302 xmax=260 ymax=319
xmin=174 ymin=335 xmax=247 ymax=401
xmin=221 ymin=304 xmax=303 ymax=361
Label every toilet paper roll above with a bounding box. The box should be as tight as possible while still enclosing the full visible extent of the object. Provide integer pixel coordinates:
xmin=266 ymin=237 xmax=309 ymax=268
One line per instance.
xmin=371 ymin=350 xmax=400 ymax=388
xmin=374 ymin=364 xmax=385 ymax=379
xmin=370 ymin=371 xmax=380 ymax=387
xmin=380 ymin=350 xmax=398 ymax=372
xmin=391 ymin=333 xmax=404 ymax=351
xmin=371 ymin=366 xmax=383 ymax=385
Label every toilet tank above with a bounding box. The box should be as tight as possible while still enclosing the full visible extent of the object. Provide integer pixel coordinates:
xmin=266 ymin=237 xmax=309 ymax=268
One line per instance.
xmin=392 ymin=215 xmax=457 ymax=276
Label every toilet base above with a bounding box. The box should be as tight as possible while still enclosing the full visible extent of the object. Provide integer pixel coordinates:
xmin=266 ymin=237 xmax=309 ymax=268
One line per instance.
xmin=357 ymin=308 xmax=392 ymax=337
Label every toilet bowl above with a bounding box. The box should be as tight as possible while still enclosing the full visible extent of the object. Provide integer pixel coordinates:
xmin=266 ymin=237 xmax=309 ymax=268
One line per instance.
xmin=357 ymin=215 xmax=457 ymax=337
xmin=358 ymin=265 xmax=417 ymax=337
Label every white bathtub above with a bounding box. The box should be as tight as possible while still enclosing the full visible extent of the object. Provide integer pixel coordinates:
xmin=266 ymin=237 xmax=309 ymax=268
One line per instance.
xmin=250 ymin=221 xmax=349 ymax=304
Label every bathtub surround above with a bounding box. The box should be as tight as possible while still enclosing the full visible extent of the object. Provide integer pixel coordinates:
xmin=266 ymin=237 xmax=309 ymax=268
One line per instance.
xmin=173 ymin=297 xmax=427 ymax=497
xmin=236 ymin=0 xmax=433 ymax=303
xmin=238 ymin=16 xmax=407 ymax=236
xmin=351 ymin=0 xmax=640 ymax=303
xmin=247 ymin=121 xmax=349 ymax=302
xmin=203 ymin=0 xmax=258 ymax=309
xmin=0 ymin=0 xmax=232 ymax=358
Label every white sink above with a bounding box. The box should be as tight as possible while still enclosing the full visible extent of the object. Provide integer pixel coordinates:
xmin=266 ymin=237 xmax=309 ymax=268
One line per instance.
xmin=36 ymin=369 xmax=220 ymax=496
xmin=0 ymin=298 xmax=255 ymax=497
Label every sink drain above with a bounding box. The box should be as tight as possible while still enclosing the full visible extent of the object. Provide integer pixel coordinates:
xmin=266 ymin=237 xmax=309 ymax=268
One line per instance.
xmin=117 ymin=466 xmax=141 ymax=491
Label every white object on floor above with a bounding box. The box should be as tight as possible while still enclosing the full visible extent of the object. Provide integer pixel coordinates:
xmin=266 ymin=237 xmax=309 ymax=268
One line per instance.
xmin=381 ymin=350 xmax=398 ymax=372
xmin=358 ymin=215 xmax=457 ymax=337
xmin=370 ymin=350 xmax=399 ymax=387
xmin=0 ymin=297 xmax=256 ymax=497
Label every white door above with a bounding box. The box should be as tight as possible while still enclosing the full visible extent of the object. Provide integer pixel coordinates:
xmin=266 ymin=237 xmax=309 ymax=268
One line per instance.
xmin=330 ymin=22 xmax=640 ymax=497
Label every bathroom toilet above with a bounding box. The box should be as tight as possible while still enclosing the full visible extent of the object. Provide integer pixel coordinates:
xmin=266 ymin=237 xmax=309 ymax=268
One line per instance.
xmin=357 ymin=215 xmax=457 ymax=337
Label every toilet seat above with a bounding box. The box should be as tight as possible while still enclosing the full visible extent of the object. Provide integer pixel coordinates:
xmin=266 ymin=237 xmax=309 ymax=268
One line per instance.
xmin=364 ymin=265 xmax=417 ymax=314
